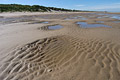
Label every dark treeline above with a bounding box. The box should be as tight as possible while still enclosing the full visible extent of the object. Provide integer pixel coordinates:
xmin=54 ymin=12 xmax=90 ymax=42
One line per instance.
xmin=0 ymin=4 xmax=81 ymax=12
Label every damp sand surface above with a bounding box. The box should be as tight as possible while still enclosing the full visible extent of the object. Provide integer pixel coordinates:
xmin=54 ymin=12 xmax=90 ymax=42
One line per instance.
xmin=0 ymin=12 xmax=120 ymax=80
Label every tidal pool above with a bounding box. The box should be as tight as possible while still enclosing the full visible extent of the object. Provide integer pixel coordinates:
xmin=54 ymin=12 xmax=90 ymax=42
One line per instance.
xmin=96 ymin=21 xmax=104 ymax=23
xmin=111 ymin=16 xmax=120 ymax=20
xmin=97 ymin=13 xmax=120 ymax=20
xmin=76 ymin=22 xmax=112 ymax=28
xmin=0 ymin=17 xmax=34 ymax=25
xmin=30 ymin=21 xmax=49 ymax=24
xmin=113 ymin=21 xmax=120 ymax=23
xmin=65 ymin=16 xmax=87 ymax=20
xmin=48 ymin=25 xmax=63 ymax=30
xmin=78 ymin=16 xmax=87 ymax=20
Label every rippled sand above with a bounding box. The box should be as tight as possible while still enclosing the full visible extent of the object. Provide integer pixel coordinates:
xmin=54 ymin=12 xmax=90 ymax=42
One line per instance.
xmin=0 ymin=12 xmax=120 ymax=80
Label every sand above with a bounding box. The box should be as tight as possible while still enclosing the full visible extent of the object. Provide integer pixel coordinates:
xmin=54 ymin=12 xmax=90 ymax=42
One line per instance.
xmin=0 ymin=12 xmax=120 ymax=80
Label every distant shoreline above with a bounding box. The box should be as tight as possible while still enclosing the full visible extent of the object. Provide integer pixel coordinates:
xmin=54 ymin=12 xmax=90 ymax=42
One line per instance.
xmin=0 ymin=11 xmax=120 ymax=18
xmin=0 ymin=12 xmax=94 ymax=17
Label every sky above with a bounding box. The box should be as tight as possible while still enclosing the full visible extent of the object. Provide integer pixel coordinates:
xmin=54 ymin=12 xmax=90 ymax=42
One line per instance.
xmin=0 ymin=0 xmax=120 ymax=12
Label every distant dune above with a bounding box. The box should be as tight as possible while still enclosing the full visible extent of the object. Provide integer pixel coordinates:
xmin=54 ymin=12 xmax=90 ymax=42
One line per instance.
xmin=0 ymin=4 xmax=81 ymax=12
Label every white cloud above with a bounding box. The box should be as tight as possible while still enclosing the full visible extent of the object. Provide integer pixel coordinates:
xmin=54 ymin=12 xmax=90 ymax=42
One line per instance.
xmin=75 ymin=5 xmax=85 ymax=7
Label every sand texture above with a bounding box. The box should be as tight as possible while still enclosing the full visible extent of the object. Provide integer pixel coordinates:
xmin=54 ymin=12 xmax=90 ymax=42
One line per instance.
xmin=0 ymin=12 xmax=120 ymax=80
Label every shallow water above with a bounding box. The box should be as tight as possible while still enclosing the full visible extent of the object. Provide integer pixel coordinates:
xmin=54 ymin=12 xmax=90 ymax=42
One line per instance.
xmin=64 ymin=17 xmax=78 ymax=20
xmin=79 ymin=17 xmax=87 ymax=20
xmin=0 ymin=17 xmax=33 ymax=25
xmin=65 ymin=16 xmax=87 ymax=20
xmin=48 ymin=25 xmax=63 ymax=30
xmin=42 ymin=22 xmax=49 ymax=24
xmin=0 ymin=18 xmax=15 ymax=22
xmin=113 ymin=21 xmax=120 ymax=23
xmin=97 ymin=17 xmax=103 ymax=19
xmin=111 ymin=16 xmax=120 ymax=20
xmin=77 ymin=22 xmax=112 ymax=28
xmin=30 ymin=21 xmax=49 ymax=24
xmin=97 ymin=16 xmax=110 ymax=19
xmin=97 ymin=13 xmax=120 ymax=20
xmin=96 ymin=21 xmax=104 ymax=23
xmin=76 ymin=16 xmax=87 ymax=20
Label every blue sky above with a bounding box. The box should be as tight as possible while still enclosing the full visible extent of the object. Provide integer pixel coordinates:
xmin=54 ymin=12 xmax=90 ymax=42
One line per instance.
xmin=1 ymin=0 xmax=120 ymax=12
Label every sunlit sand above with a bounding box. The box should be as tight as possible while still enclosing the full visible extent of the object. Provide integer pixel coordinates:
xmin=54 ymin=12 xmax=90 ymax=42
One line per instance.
xmin=0 ymin=12 xmax=120 ymax=80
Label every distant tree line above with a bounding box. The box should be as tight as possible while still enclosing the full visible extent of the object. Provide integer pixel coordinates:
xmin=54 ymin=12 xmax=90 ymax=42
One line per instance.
xmin=0 ymin=4 xmax=81 ymax=12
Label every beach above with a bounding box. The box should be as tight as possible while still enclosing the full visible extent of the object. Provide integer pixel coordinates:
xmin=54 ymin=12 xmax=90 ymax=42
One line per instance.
xmin=0 ymin=12 xmax=120 ymax=80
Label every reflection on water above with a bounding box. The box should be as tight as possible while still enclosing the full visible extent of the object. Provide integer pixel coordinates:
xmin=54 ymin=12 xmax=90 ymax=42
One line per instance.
xmin=42 ymin=22 xmax=49 ymax=24
xmin=0 ymin=17 xmax=34 ymax=25
xmin=113 ymin=21 xmax=120 ymax=23
xmin=111 ymin=16 xmax=120 ymax=20
xmin=78 ymin=16 xmax=87 ymax=20
xmin=48 ymin=25 xmax=63 ymax=30
xmin=30 ymin=21 xmax=49 ymax=24
xmin=77 ymin=22 xmax=112 ymax=28
xmin=96 ymin=21 xmax=104 ymax=23
xmin=97 ymin=13 xmax=120 ymax=20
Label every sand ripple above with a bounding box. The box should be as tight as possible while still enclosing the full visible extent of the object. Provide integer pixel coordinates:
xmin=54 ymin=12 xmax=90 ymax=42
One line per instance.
xmin=0 ymin=35 xmax=120 ymax=80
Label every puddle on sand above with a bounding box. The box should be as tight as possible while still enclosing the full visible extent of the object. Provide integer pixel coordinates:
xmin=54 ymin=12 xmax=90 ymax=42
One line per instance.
xmin=30 ymin=21 xmax=49 ymax=24
xmin=48 ymin=25 xmax=63 ymax=30
xmin=97 ymin=16 xmax=109 ymax=19
xmin=80 ymin=17 xmax=87 ymax=20
xmin=96 ymin=21 xmax=104 ymax=23
xmin=97 ymin=13 xmax=120 ymax=20
xmin=97 ymin=17 xmax=103 ymax=19
xmin=76 ymin=22 xmax=112 ymax=28
xmin=65 ymin=16 xmax=87 ymax=20
xmin=64 ymin=17 xmax=78 ymax=20
xmin=113 ymin=21 xmax=120 ymax=23
xmin=0 ymin=17 xmax=34 ymax=25
xmin=42 ymin=22 xmax=49 ymax=24
xmin=111 ymin=16 xmax=120 ymax=20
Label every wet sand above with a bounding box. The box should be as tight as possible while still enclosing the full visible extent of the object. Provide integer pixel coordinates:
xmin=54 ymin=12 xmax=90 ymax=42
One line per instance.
xmin=0 ymin=12 xmax=120 ymax=80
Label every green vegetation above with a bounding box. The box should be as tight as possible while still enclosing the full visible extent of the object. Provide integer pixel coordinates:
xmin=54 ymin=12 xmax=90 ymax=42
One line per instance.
xmin=0 ymin=4 xmax=81 ymax=12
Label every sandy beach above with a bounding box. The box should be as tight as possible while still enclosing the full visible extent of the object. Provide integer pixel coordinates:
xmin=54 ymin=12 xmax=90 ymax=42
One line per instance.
xmin=0 ymin=12 xmax=120 ymax=80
